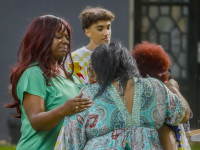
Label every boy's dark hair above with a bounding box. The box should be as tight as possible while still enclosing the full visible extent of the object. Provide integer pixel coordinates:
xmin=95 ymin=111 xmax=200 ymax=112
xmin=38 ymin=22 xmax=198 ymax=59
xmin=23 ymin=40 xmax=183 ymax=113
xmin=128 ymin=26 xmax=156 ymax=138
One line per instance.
xmin=79 ymin=6 xmax=115 ymax=30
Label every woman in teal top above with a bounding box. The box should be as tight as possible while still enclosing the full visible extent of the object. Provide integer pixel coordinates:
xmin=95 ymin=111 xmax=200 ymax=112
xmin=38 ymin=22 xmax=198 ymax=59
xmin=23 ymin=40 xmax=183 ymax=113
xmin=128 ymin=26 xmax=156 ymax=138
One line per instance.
xmin=55 ymin=42 xmax=190 ymax=150
xmin=5 ymin=15 xmax=92 ymax=150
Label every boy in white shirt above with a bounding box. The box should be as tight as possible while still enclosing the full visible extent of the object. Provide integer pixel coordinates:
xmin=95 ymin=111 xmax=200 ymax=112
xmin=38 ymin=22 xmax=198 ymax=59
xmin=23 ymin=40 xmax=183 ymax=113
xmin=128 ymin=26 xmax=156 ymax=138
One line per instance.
xmin=69 ymin=6 xmax=115 ymax=84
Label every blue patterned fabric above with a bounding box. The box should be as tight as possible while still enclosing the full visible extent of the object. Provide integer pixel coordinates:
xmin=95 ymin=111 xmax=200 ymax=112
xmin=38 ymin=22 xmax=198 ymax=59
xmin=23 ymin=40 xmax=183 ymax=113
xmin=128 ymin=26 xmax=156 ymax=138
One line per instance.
xmin=58 ymin=77 xmax=186 ymax=150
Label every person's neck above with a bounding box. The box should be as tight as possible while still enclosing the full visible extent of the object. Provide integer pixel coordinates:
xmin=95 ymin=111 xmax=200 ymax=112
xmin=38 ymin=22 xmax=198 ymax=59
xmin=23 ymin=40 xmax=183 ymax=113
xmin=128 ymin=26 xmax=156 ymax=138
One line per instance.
xmin=53 ymin=61 xmax=59 ymax=68
xmin=85 ymin=42 xmax=99 ymax=51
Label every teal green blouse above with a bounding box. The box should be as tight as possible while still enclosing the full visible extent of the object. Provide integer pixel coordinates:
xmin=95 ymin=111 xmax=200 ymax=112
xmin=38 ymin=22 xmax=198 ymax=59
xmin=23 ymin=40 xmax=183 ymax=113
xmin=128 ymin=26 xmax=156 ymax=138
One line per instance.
xmin=55 ymin=77 xmax=187 ymax=150
xmin=16 ymin=61 xmax=83 ymax=150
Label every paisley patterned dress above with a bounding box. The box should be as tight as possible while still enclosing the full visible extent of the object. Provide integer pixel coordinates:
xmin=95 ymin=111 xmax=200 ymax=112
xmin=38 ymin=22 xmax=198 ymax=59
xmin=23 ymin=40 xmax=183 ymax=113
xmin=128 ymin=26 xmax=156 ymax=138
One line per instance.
xmin=55 ymin=77 xmax=186 ymax=150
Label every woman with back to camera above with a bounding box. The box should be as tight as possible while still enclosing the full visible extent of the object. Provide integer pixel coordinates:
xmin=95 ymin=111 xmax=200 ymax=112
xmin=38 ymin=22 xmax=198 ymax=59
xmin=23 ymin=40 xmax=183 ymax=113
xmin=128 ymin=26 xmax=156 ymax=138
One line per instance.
xmin=4 ymin=15 xmax=92 ymax=150
xmin=55 ymin=42 xmax=190 ymax=150
xmin=132 ymin=41 xmax=191 ymax=150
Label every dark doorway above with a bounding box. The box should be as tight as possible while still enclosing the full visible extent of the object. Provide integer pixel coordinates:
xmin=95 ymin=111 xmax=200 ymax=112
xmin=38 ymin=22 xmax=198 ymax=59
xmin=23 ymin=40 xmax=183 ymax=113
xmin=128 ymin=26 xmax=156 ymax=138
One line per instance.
xmin=134 ymin=0 xmax=199 ymax=129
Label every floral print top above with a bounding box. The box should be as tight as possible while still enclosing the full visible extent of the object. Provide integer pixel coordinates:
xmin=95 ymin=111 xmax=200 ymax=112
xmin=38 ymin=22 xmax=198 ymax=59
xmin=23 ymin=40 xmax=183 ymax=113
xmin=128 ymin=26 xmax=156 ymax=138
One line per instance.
xmin=55 ymin=77 xmax=186 ymax=150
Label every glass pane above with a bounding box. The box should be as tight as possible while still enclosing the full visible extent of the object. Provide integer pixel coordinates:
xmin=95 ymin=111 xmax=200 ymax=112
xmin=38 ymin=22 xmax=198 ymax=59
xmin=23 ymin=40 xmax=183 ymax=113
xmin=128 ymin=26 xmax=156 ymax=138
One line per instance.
xmin=149 ymin=28 xmax=157 ymax=43
xmin=183 ymin=6 xmax=189 ymax=16
xmin=168 ymin=54 xmax=174 ymax=64
xmin=142 ymin=6 xmax=147 ymax=15
xmin=161 ymin=6 xmax=170 ymax=15
xmin=171 ymin=28 xmax=181 ymax=56
xmin=178 ymin=53 xmax=187 ymax=68
xmin=160 ymin=34 xmax=169 ymax=50
xmin=172 ymin=6 xmax=181 ymax=22
xmin=178 ymin=17 xmax=188 ymax=32
xmin=182 ymin=69 xmax=188 ymax=79
xmin=171 ymin=63 xmax=180 ymax=78
xmin=141 ymin=33 xmax=148 ymax=41
xmin=156 ymin=17 xmax=174 ymax=32
xmin=182 ymin=34 xmax=188 ymax=52
xmin=149 ymin=6 xmax=158 ymax=20
xmin=142 ymin=17 xmax=151 ymax=32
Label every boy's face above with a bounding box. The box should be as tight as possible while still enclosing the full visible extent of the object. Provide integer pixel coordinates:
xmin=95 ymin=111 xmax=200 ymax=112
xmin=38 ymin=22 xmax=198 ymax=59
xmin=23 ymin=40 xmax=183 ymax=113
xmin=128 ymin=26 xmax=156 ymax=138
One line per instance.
xmin=85 ymin=20 xmax=111 ymax=46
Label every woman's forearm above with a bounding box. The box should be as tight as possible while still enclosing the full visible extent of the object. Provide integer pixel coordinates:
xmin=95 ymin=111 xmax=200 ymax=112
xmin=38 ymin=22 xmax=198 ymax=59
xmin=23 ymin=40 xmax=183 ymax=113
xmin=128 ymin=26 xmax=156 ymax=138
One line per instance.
xmin=23 ymin=93 xmax=92 ymax=132
xmin=30 ymin=104 xmax=67 ymax=132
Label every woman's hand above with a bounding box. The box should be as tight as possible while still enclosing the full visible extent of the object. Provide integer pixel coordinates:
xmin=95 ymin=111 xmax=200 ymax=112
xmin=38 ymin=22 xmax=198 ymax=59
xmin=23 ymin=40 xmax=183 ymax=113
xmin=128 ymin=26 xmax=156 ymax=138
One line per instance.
xmin=62 ymin=93 xmax=93 ymax=116
xmin=23 ymin=92 xmax=92 ymax=132
xmin=164 ymin=79 xmax=179 ymax=91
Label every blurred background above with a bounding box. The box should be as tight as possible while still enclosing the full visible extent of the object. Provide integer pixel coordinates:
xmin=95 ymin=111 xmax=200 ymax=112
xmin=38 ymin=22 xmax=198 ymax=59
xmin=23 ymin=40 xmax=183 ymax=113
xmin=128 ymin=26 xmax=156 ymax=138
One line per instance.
xmin=0 ymin=0 xmax=200 ymax=147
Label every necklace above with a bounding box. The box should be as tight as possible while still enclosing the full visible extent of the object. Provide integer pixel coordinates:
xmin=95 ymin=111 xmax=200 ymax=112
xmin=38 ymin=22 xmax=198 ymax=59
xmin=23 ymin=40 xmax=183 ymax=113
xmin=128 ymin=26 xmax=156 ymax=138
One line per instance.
xmin=117 ymin=79 xmax=131 ymax=150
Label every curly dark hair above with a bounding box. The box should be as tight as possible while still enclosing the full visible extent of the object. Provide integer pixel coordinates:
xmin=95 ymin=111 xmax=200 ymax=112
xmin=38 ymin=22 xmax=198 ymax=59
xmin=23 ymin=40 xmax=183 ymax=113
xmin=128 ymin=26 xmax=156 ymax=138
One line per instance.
xmin=79 ymin=6 xmax=115 ymax=30
xmin=91 ymin=42 xmax=140 ymax=95
xmin=132 ymin=41 xmax=172 ymax=82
